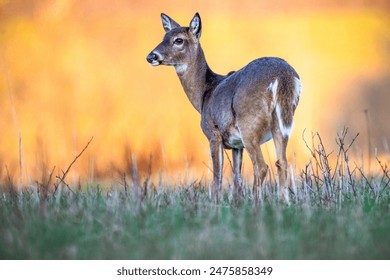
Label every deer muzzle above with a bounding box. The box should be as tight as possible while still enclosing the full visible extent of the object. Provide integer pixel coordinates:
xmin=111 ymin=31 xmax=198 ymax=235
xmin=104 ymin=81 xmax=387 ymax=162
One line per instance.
xmin=146 ymin=51 xmax=163 ymax=66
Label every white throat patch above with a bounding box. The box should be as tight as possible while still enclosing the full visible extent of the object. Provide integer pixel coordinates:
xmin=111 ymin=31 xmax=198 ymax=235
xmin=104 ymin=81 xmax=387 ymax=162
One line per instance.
xmin=175 ymin=64 xmax=188 ymax=75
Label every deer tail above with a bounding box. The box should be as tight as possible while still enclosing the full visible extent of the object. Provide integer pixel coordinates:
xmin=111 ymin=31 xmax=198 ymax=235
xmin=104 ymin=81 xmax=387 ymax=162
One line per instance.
xmin=269 ymin=76 xmax=301 ymax=138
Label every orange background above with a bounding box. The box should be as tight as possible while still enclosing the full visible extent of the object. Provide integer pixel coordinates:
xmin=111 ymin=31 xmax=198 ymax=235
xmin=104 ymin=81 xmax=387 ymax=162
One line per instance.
xmin=1 ymin=0 xmax=389 ymax=186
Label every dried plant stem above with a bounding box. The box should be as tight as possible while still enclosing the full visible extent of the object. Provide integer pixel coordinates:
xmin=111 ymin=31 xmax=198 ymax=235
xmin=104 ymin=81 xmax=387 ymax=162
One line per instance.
xmin=2 ymin=51 xmax=24 ymax=192
xmin=18 ymin=133 xmax=22 ymax=191
xmin=131 ymin=154 xmax=140 ymax=198
xmin=54 ymin=137 xmax=94 ymax=193
xmin=377 ymin=157 xmax=390 ymax=194
xmin=364 ymin=109 xmax=372 ymax=174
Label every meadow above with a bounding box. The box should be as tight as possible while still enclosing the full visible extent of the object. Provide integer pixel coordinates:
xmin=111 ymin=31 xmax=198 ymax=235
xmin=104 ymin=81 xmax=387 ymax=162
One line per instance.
xmin=1 ymin=130 xmax=389 ymax=259
xmin=1 ymin=1 xmax=390 ymax=260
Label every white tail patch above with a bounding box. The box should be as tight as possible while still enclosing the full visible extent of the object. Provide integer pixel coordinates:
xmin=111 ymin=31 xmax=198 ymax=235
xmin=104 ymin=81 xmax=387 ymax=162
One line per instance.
xmin=267 ymin=78 xmax=279 ymax=108
xmin=293 ymin=77 xmax=301 ymax=107
xmin=275 ymin=104 xmax=293 ymax=138
xmin=268 ymin=78 xmax=293 ymax=139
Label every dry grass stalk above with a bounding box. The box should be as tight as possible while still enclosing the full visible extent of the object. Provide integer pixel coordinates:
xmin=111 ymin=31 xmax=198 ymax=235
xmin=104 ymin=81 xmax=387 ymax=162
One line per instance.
xmin=54 ymin=137 xmax=94 ymax=194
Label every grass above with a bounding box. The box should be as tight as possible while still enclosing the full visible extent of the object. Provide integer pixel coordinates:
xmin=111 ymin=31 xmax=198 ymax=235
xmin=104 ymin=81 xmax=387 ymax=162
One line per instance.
xmin=0 ymin=182 xmax=389 ymax=259
xmin=0 ymin=129 xmax=390 ymax=259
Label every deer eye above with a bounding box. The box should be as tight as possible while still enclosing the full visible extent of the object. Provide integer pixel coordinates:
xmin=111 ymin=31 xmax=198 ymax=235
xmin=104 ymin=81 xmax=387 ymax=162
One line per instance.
xmin=174 ymin=38 xmax=184 ymax=45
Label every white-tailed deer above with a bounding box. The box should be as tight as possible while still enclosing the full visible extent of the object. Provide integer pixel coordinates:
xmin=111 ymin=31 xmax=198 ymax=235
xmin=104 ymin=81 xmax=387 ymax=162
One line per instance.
xmin=147 ymin=13 xmax=301 ymax=199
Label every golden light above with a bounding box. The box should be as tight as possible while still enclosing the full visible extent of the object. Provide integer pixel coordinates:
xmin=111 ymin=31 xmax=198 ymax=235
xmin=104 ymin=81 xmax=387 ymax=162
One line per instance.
xmin=1 ymin=0 xmax=389 ymax=187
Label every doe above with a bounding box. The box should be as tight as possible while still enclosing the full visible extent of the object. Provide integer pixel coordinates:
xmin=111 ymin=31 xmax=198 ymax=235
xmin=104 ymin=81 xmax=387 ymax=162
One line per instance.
xmin=147 ymin=13 xmax=301 ymax=199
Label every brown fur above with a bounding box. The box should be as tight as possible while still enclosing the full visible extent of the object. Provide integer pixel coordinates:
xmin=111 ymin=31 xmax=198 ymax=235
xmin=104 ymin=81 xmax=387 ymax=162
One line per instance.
xmin=147 ymin=13 xmax=301 ymax=199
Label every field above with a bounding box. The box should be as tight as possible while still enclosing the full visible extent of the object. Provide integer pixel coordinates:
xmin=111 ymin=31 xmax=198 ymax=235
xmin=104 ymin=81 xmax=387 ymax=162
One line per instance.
xmin=1 ymin=1 xmax=390 ymax=261
xmin=1 ymin=131 xmax=389 ymax=260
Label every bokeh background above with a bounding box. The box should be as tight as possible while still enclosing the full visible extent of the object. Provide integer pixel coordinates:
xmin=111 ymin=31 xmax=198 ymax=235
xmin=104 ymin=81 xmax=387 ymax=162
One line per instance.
xmin=1 ymin=0 xmax=389 ymax=186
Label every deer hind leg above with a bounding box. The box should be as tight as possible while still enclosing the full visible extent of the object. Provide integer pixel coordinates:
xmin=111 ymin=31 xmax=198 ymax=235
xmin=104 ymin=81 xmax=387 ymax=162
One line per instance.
xmin=232 ymin=148 xmax=243 ymax=197
xmin=271 ymin=125 xmax=289 ymax=198
xmin=241 ymin=137 xmax=268 ymax=200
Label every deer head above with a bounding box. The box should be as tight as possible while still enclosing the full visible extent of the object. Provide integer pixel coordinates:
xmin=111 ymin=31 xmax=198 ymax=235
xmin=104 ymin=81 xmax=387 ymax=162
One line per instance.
xmin=146 ymin=13 xmax=202 ymax=73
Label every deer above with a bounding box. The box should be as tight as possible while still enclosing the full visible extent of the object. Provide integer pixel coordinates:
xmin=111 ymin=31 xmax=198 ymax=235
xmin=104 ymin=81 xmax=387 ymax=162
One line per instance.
xmin=146 ymin=13 xmax=301 ymax=200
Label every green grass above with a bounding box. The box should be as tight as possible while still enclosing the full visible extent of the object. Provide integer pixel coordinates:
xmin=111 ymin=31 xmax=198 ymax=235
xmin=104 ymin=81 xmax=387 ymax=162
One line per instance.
xmin=0 ymin=180 xmax=389 ymax=259
xmin=1 ymin=130 xmax=390 ymax=259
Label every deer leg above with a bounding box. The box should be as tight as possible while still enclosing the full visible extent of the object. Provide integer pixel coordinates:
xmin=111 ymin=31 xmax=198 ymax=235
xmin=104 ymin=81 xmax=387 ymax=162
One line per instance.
xmin=209 ymin=139 xmax=224 ymax=201
xmin=232 ymin=148 xmax=243 ymax=197
xmin=243 ymin=140 xmax=268 ymax=200
xmin=272 ymin=129 xmax=289 ymax=198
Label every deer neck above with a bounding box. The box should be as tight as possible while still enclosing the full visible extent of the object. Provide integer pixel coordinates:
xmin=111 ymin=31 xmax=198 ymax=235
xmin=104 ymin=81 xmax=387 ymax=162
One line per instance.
xmin=175 ymin=45 xmax=223 ymax=113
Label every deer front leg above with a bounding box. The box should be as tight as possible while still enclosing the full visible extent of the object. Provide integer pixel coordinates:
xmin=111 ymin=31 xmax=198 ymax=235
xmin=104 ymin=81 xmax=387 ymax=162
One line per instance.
xmin=209 ymin=139 xmax=224 ymax=201
xmin=232 ymin=148 xmax=243 ymax=197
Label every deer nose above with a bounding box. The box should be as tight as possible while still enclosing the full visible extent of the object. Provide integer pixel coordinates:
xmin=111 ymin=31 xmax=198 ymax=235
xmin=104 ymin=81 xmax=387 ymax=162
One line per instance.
xmin=146 ymin=52 xmax=159 ymax=64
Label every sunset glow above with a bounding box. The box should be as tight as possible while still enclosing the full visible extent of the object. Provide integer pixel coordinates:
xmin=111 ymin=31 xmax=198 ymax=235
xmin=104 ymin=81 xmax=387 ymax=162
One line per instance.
xmin=1 ymin=1 xmax=389 ymax=187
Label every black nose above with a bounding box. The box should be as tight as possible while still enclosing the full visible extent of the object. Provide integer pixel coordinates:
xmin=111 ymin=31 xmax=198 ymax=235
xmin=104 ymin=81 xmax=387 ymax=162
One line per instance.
xmin=146 ymin=52 xmax=158 ymax=63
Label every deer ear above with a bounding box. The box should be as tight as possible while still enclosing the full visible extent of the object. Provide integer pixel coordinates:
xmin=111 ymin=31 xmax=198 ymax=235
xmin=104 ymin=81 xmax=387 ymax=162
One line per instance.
xmin=161 ymin=13 xmax=180 ymax=32
xmin=189 ymin=12 xmax=202 ymax=39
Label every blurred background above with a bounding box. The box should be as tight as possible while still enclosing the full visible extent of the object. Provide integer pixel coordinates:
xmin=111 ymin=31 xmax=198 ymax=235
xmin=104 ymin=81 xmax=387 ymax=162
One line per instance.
xmin=1 ymin=0 xmax=389 ymax=186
